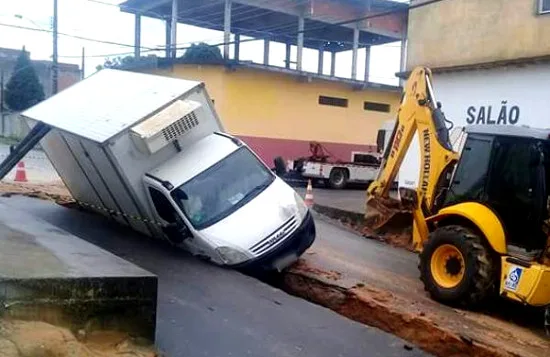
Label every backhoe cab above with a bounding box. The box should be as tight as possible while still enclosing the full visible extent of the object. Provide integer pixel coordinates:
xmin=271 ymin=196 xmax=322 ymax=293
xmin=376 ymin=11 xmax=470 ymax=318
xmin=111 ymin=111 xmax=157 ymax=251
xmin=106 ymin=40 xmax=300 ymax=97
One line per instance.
xmin=366 ymin=67 xmax=550 ymax=320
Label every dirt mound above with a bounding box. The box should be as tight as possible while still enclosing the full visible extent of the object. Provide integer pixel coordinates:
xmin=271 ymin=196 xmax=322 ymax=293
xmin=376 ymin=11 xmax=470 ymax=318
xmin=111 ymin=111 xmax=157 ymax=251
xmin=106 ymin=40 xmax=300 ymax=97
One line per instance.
xmin=0 ymin=319 xmax=158 ymax=357
xmin=0 ymin=182 xmax=73 ymax=204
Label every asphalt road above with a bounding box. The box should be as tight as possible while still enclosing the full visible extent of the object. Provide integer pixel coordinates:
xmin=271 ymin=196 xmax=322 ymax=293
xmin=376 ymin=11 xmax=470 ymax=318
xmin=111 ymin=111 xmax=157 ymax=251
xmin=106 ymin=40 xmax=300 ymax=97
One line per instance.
xmin=293 ymin=186 xmax=399 ymax=215
xmin=0 ymin=196 xmax=430 ymax=357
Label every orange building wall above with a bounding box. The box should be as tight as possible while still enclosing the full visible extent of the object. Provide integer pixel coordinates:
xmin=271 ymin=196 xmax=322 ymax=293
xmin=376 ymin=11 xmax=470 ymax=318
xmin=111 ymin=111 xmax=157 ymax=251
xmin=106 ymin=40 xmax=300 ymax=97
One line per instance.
xmin=147 ymin=65 xmax=400 ymax=166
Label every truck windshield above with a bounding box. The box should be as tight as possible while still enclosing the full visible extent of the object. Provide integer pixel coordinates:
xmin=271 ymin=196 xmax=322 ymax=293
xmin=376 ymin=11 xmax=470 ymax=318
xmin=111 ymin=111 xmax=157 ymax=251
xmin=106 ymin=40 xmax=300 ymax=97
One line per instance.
xmin=171 ymin=147 xmax=275 ymax=230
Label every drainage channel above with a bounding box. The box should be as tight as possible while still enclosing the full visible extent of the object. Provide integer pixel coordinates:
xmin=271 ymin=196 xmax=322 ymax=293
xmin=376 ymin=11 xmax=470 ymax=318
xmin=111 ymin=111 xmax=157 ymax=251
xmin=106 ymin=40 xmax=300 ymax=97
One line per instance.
xmin=261 ymin=272 xmax=506 ymax=357
xmin=256 ymin=262 xmax=549 ymax=357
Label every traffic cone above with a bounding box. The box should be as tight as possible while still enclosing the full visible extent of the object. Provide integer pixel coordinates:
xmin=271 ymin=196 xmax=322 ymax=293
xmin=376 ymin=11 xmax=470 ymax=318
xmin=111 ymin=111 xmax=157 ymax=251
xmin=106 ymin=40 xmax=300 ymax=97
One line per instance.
xmin=304 ymin=179 xmax=314 ymax=207
xmin=14 ymin=161 xmax=27 ymax=182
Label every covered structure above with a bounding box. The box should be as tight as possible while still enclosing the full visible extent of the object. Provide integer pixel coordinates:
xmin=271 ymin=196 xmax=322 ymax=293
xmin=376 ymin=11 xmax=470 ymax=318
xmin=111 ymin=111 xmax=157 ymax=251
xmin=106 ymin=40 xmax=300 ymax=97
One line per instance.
xmin=120 ymin=0 xmax=408 ymax=82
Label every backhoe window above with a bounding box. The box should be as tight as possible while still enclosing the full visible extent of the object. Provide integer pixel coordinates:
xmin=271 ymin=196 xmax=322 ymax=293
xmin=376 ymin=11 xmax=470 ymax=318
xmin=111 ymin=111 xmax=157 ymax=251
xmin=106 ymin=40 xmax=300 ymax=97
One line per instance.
xmin=485 ymin=137 xmax=546 ymax=250
xmin=444 ymin=136 xmax=493 ymax=206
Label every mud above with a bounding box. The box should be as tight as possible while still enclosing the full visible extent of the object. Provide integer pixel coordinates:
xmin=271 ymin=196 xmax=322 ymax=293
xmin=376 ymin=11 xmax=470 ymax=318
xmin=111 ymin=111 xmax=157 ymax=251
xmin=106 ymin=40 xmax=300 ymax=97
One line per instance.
xmin=282 ymin=269 xmax=548 ymax=357
xmin=0 ymin=182 xmax=73 ymax=204
xmin=0 ymin=319 xmax=158 ymax=357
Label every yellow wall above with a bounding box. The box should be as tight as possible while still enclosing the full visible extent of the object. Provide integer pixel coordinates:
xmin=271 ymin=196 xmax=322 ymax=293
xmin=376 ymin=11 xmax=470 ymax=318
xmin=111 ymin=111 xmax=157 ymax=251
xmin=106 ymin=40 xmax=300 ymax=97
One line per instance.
xmin=407 ymin=0 xmax=550 ymax=69
xmin=148 ymin=65 xmax=400 ymax=146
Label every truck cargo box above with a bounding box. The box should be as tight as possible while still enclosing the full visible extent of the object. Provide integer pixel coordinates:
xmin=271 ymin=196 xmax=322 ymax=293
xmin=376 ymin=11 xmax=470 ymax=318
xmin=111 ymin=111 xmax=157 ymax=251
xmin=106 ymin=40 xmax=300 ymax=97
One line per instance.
xmin=21 ymin=69 xmax=223 ymax=238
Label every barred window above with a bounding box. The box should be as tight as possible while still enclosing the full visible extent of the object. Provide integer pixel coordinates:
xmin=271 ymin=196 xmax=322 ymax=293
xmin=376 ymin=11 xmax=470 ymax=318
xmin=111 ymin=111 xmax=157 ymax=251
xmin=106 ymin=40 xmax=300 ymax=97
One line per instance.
xmin=318 ymin=95 xmax=348 ymax=108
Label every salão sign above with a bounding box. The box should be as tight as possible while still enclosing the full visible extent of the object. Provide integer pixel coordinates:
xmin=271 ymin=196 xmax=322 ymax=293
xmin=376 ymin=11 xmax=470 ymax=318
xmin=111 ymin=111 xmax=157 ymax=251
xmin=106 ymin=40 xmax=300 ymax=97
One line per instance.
xmin=398 ymin=63 xmax=550 ymax=190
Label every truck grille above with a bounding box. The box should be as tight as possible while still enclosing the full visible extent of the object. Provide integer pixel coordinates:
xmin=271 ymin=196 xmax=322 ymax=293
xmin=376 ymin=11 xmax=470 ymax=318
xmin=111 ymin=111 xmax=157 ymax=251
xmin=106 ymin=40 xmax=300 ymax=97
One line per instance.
xmin=250 ymin=216 xmax=298 ymax=256
xmin=162 ymin=111 xmax=199 ymax=141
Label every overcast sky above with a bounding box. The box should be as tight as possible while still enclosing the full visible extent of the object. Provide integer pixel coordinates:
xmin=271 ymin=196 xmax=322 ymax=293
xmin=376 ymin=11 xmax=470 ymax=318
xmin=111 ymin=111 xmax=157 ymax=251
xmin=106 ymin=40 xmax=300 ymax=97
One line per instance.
xmin=0 ymin=0 xmax=403 ymax=85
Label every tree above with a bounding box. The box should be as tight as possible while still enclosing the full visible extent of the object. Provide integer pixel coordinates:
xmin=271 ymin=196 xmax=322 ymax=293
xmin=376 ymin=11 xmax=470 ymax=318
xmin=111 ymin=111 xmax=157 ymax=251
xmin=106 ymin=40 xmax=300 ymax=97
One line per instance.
xmin=5 ymin=48 xmax=45 ymax=111
xmin=101 ymin=55 xmax=137 ymax=69
xmin=181 ymin=43 xmax=224 ymax=64
xmin=97 ymin=55 xmax=156 ymax=71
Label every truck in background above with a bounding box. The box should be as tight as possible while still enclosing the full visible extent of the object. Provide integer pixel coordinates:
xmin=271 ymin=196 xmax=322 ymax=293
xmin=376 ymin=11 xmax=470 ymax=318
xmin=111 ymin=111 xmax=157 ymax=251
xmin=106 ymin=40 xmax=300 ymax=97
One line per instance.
xmin=283 ymin=120 xmax=397 ymax=189
xmin=11 ymin=69 xmax=315 ymax=271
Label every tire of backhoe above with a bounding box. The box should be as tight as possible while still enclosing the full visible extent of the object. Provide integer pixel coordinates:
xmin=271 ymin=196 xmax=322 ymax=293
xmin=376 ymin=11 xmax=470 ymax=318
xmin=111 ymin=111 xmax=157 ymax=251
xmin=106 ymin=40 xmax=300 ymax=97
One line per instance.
xmin=419 ymin=225 xmax=497 ymax=308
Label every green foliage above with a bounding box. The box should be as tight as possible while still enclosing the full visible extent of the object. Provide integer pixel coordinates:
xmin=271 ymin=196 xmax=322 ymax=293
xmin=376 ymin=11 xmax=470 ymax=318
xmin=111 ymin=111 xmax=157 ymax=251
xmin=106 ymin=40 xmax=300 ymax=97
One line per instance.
xmin=101 ymin=55 xmax=138 ymax=69
xmin=5 ymin=49 xmax=45 ymax=111
xmin=181 ymin=43 xmax=224 ymax=64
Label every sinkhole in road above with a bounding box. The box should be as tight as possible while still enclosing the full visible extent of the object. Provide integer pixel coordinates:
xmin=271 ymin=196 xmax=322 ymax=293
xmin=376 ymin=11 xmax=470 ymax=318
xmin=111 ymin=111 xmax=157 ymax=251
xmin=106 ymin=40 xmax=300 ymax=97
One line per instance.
xmin=258 ymin=265 xmax=548 ymax=357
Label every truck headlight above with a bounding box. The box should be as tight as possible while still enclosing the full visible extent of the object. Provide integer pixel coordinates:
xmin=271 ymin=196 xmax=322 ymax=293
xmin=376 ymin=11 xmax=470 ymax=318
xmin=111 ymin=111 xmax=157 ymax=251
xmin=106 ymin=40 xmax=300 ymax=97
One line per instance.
xmin=216 ymin=246 xmax=250 ymax=265
xmin=294 ymin=191 xmax=308 ymax=219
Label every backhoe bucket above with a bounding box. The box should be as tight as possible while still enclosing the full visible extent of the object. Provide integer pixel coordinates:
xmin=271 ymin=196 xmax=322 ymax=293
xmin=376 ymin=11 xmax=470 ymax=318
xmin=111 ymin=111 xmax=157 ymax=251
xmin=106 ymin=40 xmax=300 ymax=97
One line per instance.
xmin=364 ymin=196 xmax=412 ymax=233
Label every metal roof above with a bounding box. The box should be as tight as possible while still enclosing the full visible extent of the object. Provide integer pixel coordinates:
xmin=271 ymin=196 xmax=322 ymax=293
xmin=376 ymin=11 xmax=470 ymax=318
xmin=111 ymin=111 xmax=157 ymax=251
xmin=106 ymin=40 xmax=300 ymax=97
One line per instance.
xmin=466 ymin=125 xmax=550 ymax=140
xmin=22 ymin=69 xmax=202 ymax=144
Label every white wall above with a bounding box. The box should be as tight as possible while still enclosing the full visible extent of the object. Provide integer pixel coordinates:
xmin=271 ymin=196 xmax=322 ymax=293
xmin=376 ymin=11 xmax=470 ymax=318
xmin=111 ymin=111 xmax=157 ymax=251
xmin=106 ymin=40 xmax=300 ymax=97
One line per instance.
xmin=399 ymin=63 xmax=550 ymax=189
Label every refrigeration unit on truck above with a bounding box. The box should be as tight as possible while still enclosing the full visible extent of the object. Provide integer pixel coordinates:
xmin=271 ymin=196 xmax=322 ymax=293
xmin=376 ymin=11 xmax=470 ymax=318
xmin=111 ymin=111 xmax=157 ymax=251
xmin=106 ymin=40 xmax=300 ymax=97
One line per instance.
xmin=296 ymin=120 xmax=398 ymax=189
xmin=14 ymin=69 xmax=315 ymax=271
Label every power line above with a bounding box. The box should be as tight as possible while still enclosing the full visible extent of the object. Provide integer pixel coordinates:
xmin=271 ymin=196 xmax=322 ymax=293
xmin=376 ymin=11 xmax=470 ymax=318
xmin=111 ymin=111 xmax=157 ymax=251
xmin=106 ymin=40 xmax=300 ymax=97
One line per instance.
xmin=0 ymin=22 xmax=155 ymax=50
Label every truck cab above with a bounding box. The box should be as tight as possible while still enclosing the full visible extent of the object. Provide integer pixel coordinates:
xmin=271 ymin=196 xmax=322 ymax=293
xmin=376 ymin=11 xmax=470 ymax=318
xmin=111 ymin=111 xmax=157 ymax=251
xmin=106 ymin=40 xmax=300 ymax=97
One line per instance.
xmin=144 ymin=133 xmax=315 ymax=270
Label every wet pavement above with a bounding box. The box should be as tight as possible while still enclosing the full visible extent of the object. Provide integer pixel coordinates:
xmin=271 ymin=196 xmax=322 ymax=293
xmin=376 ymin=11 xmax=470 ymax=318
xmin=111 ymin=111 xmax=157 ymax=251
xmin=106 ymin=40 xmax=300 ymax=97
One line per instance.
xmin=294 ymin=187 xmax=367 ymax=214
xmin=0 ymin=195 xmax=431 ymax=357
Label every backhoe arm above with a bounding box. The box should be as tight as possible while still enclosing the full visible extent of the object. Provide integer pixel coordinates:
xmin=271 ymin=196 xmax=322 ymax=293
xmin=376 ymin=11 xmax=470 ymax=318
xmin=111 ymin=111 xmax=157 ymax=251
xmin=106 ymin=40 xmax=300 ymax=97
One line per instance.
xmin=366 ymin=67 xmax=459 ymax=248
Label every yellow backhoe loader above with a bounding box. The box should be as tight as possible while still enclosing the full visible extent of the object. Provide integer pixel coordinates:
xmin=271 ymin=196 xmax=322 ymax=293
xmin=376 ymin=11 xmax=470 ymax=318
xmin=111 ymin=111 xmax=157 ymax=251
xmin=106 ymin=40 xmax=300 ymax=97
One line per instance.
xmin=366 ymin=67 xmax=550 ymax=326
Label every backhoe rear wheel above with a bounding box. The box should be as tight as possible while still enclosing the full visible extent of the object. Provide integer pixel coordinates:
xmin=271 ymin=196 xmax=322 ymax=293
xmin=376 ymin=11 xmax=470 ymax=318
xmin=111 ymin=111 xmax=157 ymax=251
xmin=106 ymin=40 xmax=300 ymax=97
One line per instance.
xmin=419 ymin=225 xmax=497 ymax=307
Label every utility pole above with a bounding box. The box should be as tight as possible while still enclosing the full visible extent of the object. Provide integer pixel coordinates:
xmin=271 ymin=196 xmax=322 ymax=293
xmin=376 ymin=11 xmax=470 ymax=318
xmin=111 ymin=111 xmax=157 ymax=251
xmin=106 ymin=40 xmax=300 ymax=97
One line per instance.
xmin=0 ymin=71 xmax=4 ymax=136
xmin=0 ymin=71 xmax=4 ymax=112
xmin=81 ymin=47 xmax=85 ymax=80
xmin=52 ymin=0 xmax=59 ymax=95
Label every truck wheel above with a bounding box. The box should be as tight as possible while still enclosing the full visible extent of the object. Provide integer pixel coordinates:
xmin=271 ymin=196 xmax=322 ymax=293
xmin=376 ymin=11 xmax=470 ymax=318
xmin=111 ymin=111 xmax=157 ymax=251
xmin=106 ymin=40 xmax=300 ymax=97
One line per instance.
xmin=419 ymin=225 xmax=496 ymax=307
xmin=329 ymin=168 xmax=348 ymax=189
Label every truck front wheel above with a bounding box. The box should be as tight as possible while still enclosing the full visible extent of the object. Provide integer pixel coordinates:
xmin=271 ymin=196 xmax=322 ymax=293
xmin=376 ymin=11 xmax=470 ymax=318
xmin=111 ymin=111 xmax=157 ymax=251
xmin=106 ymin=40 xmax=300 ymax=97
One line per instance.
xmin=419 ymin=225 xmax=497 ymax=307
xmin=329 ymin=168 xmax=348 ymax=189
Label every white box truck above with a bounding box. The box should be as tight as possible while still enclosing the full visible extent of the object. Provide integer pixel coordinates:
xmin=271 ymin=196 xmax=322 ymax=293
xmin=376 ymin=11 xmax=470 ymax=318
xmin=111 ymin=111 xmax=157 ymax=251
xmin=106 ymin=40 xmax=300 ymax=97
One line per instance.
xmin=16 ymin=69 xmax=315 ymax=271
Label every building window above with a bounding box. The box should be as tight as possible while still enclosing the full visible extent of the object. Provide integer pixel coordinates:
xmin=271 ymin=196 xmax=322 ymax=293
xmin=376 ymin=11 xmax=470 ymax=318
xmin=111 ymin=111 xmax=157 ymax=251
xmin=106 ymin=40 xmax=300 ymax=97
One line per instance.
xmin=539 ymin=0 xmax=550 ymax=13
xmin=319 ymin=95 xmax=348 ymax=108
xmin=364 ymin=101 xmax=391 ymax=113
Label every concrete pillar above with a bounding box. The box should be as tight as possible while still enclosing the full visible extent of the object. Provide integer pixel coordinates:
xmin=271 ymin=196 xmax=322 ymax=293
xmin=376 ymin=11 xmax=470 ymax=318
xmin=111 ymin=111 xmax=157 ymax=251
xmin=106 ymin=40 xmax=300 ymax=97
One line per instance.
xmin=165 ymin=20 xmax=171 ymax=58
xmin=224 ymin=0 xmax=232 ymax=60
xmin=263 ymin=39 xmax=270 ymax=65
xmin=364 ymin=45 xmax=371 ymax=82
xmin=399 ymin=37 xmax=407 ymax=86
xmin=297 ymin=15 xmax=304 ymax=71
xmin=399 ymin=37 xmax=407 ymax=73
xmin=285 ymin=42 xmax=291 ymax=69
xmin=317 ymin=48 xmax=324 ymax=75
xmin=235 ymin=34 xmax=240 ymax=61
xmin=351 ymin=26 xmax=359 ymax=80
xmin=134 ymin=14 xmax=141 ymax=58
xmin=330 ymin=51 xmax=336 ymax=76
xmin=170 ymin=0 xmax=178 ymax=58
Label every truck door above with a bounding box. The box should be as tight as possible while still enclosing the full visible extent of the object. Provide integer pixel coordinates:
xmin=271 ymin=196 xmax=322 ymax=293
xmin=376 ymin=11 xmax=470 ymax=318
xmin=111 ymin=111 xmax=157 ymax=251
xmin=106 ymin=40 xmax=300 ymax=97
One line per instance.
xmin=147 ymin=186 xmax=191 ymax=244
